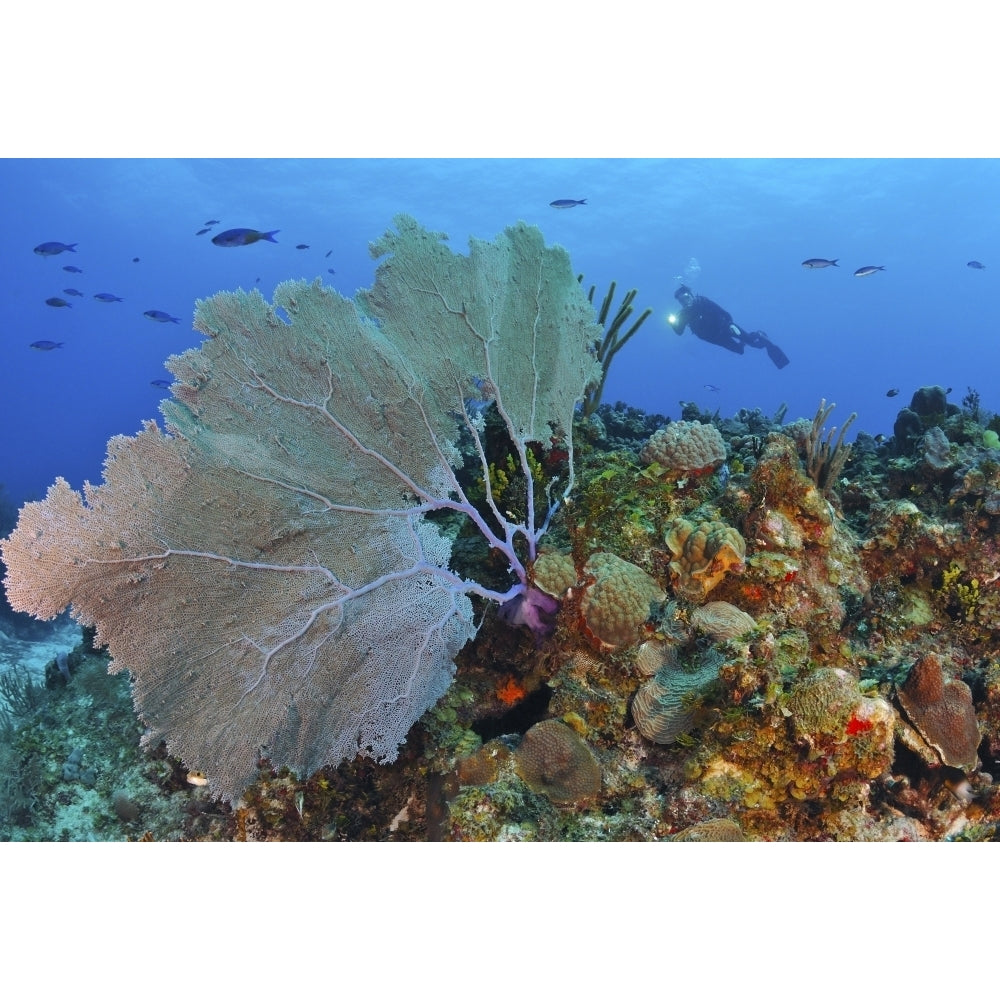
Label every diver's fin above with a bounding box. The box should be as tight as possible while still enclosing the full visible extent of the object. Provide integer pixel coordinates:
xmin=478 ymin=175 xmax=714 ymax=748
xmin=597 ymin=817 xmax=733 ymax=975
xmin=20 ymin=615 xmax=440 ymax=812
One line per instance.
xmin=766 ymin=342 xmax=790 ymax=369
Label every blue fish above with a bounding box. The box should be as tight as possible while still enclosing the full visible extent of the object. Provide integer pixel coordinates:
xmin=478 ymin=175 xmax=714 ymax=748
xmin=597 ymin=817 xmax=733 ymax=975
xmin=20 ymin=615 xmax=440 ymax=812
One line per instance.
xmin=63 ymin=288 xmax=84 ymax=297
xmin=31 ymin=340 xmax=64 ymax=350
xmin=704 ymin=383 xmax=721 ymax=391
xmin=853 ymin=265 xmax=885 ymax=277
xmin=211 ymin=228 xmax=279 ymax=247
xmin=549 ymin=199 xmax=587 ymax=209
xmin=62 ymin=265 xmax=84 ymax=273
xmin=195 ymin=228 xmax=211 ymax=235
xmin=34 ymin=241 xmax=77 ymax=256
xmin=45 ymin=297 xmax=72 ymax=308
xmin=204 ymin=219 xmax=220 ymax=226
xmin=325 ymin=250 xmax=333 ymax=258
xmin=802 ymin=258 xmax=838 ymax=268
xmin=144 ymin=309 xmax=181 ymax=323
xmin=94 ymin=292 xmax=123 ymax=302
xmin=327 ymin=268 xmax=336 ymax=274
xmin=132 ymin=257 xmax=140 ymax=263
xmin=150 ymin=378 xmax=172 ymax=388
xmin=295 ymin=243 xmax=310 ymax=250
xmin=967 ymin=260 xmax=986 ymax=270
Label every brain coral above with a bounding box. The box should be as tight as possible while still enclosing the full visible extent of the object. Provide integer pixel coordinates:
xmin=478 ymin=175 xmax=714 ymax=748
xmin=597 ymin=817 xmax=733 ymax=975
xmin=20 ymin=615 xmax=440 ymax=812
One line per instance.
xmin=671 ymin=818 xmax=746 ymax=841
xmin=640 ymin=421 xmax=726 ymax=474
xmin=634 ymin=638 xmax=680 ymax=677
xmin=513 ymin=719 xmax=602 ymax=806
xmin=664 ymin=518 xmax=746 ymax=603
xmin=690 ymin=601 xmax=756 ymax=642
xmin=897 ymin=653 xmax=980 ymax=771
xmin=631 ymin=649 xmax=724 ymax=744
xmin=787 ymin=668 xmax=865 ymax=741
xmin=579 ymin=551 xmax=664 ymax=648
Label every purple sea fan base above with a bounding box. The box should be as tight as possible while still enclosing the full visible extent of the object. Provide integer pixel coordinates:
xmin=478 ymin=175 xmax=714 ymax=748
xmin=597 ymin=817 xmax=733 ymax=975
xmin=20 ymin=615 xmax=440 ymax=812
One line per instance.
xmin=498 ymin=586 xmax=560 ymax=637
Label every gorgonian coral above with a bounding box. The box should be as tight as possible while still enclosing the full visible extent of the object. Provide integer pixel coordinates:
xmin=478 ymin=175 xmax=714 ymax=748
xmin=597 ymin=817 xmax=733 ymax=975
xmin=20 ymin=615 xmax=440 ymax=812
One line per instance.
xmin=1 ymin=216 xmax=601 ymax=802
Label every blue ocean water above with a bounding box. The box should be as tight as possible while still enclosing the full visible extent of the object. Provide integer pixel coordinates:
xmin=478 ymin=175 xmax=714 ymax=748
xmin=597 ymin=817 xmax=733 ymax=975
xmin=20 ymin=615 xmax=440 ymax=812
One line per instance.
xmin=2 ymin=157 xmax=998 ymax=509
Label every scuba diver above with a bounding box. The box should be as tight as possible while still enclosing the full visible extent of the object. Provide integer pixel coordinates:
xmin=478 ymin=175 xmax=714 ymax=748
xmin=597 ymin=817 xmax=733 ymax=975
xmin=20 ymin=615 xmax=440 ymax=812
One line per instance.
xmin=667 ymin=285 xmax=790 ymax=369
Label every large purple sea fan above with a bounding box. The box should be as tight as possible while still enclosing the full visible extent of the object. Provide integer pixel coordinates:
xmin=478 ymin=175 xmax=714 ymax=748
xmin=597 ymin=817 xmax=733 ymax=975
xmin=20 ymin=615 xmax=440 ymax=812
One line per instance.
xmin=1 ymin=215 xmax=601 ymax=802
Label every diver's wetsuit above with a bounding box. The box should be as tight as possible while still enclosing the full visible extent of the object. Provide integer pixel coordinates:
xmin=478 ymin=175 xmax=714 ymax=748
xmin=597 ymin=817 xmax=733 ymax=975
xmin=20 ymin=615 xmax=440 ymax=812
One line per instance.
xmin=670 ymin=292 xmax=790 ymax=368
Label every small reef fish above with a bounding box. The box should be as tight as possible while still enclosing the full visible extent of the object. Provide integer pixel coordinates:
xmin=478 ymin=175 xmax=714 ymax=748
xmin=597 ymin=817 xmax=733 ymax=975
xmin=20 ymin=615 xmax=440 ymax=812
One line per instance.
xmin=150 ymin=378 xmax=172 ymax=388
xmin=704 ymin=383 xmax=721 ymax=391
xmin=45 ymin=297 xmax=71 ymax=308
xmin=853 ymin=265 xmax=885 ymax=277
xmin=34 ymin=241 xmax=77 ymax=256
xmin=295 ymin=244 xmax=309 ymax=250
xmin=62 ymin=265 xmax=83 ymax=273
xmin=94 ymin=292 xmax=123 ymax=302
xmin=327 ymin=268 xmax=336 ymax=274
xmin=549 ymin=199 xmax=587 ymax=209
xmin=31 ymin=340 xmax=64 ymax=350
xmin=204 ymin=219 xmax=220 ymax=226
xmin=967 ymin=260 xmax=986 ymax=269
xmin=132 ymin=257 xmax=140 ymax=263
xmin=195 ymin=228 xmax=212 ymax=235
xmin=144 ymin=309 xmax=180 ymax=323
xmin=886 ymin=388 xmax=900 ymax=397
xmin=802 ymin=258 xmax=839 ymax=268
xmin=211 ymin=228 xmax=279 ymax=247
xmin=325 ymin=250 xmax=333 ymax=258
xmin=62 ymin=288 xmax=84 ymax=297
xmin=186 ymin=770 xmax=209 ymax=786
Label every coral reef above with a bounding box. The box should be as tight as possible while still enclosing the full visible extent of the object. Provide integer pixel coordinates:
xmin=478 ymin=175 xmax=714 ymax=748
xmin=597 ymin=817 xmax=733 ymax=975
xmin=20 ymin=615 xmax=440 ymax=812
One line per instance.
xmin=6 ymin=205 xmax=1000 ymax=844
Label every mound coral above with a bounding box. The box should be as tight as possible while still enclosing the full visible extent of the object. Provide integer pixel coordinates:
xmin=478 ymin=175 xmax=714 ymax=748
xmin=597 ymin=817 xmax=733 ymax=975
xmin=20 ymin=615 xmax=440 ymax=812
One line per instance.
xmin=531 ymin=550 xmax=577 ymax=599
xmin=664 ymin=518 xmax=746 ymax=602
xmin=513 ymin=719 xmax=602 ymax=806
xmin=640 ymin=421 xmax=726 ymax=474
xmin=579 ymin=551 xmax=664 ymax=648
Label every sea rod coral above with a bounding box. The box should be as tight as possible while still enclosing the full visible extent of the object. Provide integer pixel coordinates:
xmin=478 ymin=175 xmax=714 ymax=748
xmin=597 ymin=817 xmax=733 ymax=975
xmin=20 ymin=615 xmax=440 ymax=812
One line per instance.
xmin=1 ymin=215 xmax=602 ymax=803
